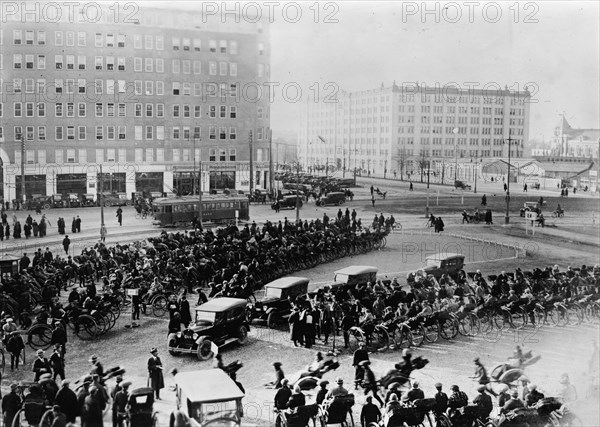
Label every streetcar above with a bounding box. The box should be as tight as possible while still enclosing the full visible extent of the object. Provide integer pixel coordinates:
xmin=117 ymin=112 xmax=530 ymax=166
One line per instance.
xmin=152 ymin=195 xmax=249 ymax=227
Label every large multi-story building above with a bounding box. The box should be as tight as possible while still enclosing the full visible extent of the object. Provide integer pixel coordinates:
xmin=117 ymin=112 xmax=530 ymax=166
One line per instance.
xmin=0 ymin=4 xmax=271 ymax=201
xmin=298 ymin=83 xmax=530 ymax=180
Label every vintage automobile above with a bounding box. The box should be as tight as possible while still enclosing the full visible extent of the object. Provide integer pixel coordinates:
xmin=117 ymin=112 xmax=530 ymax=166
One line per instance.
xmin=328 ymin=266 xmax=378 ymax=293
xmin=172 ymin=369 xmax=245 ymax=427
xmin=167 ymin=297 xmax=250 ymax=360
xmin=81 ymin=193 xmax=97 ymax=207
xmin=454 ymin=180 xmax=472 ymax=190
xmin=128 ymin=387 xmax=158 ymax=427
xmin=416 ymin=253 xmax=465 ymax=280
xmin=316 ymin=192 xmax=346 ymax=207
xmin=519 ymin=201 xmax=546 ymax=217
xmin=28 ymin=194 xmax=53 ymax=210
xmin=66 ymin=193 xmax=81 ymax=207
xmin=100 ymin=192 xmax=132 ymax=207
xmin=246 ymin=277 xmax=309 ymax=328
xmin=272 ymin=194 xmax=303 ymax=210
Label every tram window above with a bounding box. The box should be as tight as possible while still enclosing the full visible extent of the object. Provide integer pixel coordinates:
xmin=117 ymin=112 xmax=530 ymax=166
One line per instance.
xmin=165 ymin=206 xmax=172 ymax=213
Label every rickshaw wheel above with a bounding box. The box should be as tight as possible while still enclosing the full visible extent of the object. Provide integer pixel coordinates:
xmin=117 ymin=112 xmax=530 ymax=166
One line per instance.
xmin=197 ymin=339 xmax=214 ymax=360
xmin=39 ymin=409 xmax=55 ymax=427
xmin=76 ymin=315 xmax=98 ymax=340
xmin=27 ymin=324 xmax=53 ymax=350
xmin=11 ymin=409 xmax=24 ymax=427
xmin=152 ymin=295 xmax=168 ymax=317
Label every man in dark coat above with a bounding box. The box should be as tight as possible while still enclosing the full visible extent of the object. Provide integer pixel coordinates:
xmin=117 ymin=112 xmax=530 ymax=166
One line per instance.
xmin=32 ymin=349 xmax=52 ymax=381
xmin=2 ymin=383 xmax=22 ymax=427
xmin=116 ymin=207 xmax=123 ymax=226
xmin=55 ymin=380 xmax=79 ymax=424
xmin=63 ymin=235 xmax=71 ymax=255
xmin=20 ymin=253 xmax=30 ymax=271
xmin=75 ymin=215 xmax=82 ymax=232
xmin=71 ymin=217 xmax=77 ymax=233
xmin=112 ymin=381 xmax=130 ymax=427
xmin=148 ymin=348 xmax=164 ymax=399
xmin=178 ymin=294 xmax=192 ymax=327
xmin=51 ymin=323 xmax=67 ymax=358
xmin=288 ymin=307 xmax=303 ymax=346
xmin=353 ymin=342 xmax=370 ymax=389
xmin=83 ymin=387 xmax=104 ymax=427
xmin=50 ymin=343 xmax=65 ymax=381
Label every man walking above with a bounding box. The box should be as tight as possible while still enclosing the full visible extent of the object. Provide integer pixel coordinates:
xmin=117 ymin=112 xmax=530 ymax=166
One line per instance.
xmin=116 ymin=207 xmax=123 ymax=226
xmin=148 ymin=348 xmax=164 ymax=399
xmin=113 ymin=381 xmax=131 ymax=427
xmin=63 ymin=235 xmax=71 ymax=255
xmin=75 ymin=215 xmax=82 ymax=232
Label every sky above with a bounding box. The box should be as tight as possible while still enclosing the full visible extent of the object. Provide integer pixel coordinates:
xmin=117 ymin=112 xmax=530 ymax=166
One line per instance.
xmin=157 ymin=1 xmax=599 ymax=142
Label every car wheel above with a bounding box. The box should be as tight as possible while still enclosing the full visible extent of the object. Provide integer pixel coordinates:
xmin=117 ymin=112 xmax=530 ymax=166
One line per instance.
xmin=104 ymin=201 xmax=111 ymax=207
xmin=43 ymin=203 xmax=51 ymax=210
xmin=125 ymin=200 xmax=132 ymax=206
xmin=197 ymin=338 xmax=214 ymax=360
xmin=267 ymin=312 xmax=277 ymax=329
xmin=338 ymin=200 xmax=344 ymax=206
xmin=167 ymin=335 xmax=181 ymax=356
xmin=237 ymin=325 xmax=249 ymax=344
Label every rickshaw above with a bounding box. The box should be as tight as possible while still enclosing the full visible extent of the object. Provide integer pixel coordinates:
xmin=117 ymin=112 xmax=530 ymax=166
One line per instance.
xmin=172 ymin=369 xmax=245 ymax=426
xmin=381 ymin=398 xmax=436 ymax=427
xmin=128 ymin=387 xmax=158 ymax=427
xmin=317 ymin=394 xmax=355 ymax=426
xmin=11 ymin=382 xmax=50 ymax=427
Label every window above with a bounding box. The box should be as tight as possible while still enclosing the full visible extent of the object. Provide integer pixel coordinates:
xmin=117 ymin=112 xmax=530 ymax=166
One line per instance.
xmin=96 ymin=103 xmax=103 ymax=117
xmin=172 ymin=127 xmax=180 ymax=139
xmin=104 ymin=56 xmax=113 ymax=71
xmin=219 ymin=62 xmax=227 ymax=76
xmin=117 ymin=34 xmax=125 ymax=47
xmin=117 ymin=57 xmax=125 ymax=71
xmin=14 ymin=103 xmax=22 ymax=117
xmin=26 ymin=127 xmax=34 ymax=141
xmin=172 ymin=59 xmax=180 ymax=74
xmin=13 ymin=30 xmax=22 ymax=45
xmin=106 ymin=80 xmax=115 ymax=95
xmin=56 ymin=126 xmax=64 ymax=140
xmin=229 ymin=128 xmax=236 ymax=140
xmin=193 ymin=39 xmax=201 ymax=51
xmin=66 ymin=103 xmax=74 ymax=117
xmin=258 ymin=63 xmax=264 ymax=77
xmin=219 ymin=127 xmax=226 ymax=140
xmin=173 ymin=105 xmax=180 ymax=117
xmin=13 ymin=54 xmax=22 ymax=69
xmin=118 ymin=103 xmax=126 ymax=117
xmin=106 ymin=33 xmax=114 ymax=47
xmin=193 ymin=60 xmax=201 ymax=74
xmin=145 ymin=126 xmax=153 ymax=140
xmin=37 ymin=55 xmax=46 ymax=69
xmin=78 ymin=126 xmax=86 ymax=140
xmin=209 ymin=149 xmax=216 ymax=161
xmin=257 ymin=127 xmax=263 ymax=140
xmin=66 ymin=31 xmax=74 ymax=46
xmin=156 ymin=35 xmax=164 ymax=50
xmin=183 ymin=105 xmax=190 ymax=118
xmin=219 ymin=105 xmax=227 ymax=119
xmin=230 ymin=62 xmax=237 ymax=76
xmin=230 ymin=106 xmax=237 ymax=119
xmin=258 ymin=42 xmax=264 ymax=55
xmin=145 ymin=81 xmax=153 ymax=95
xmin=193 ymin=127 xmax=201 ymax=138
xmin=209 ymin=106 xmax=216 ymax=118
xmin=38 ymin=31 xmax=46 ymax=45
xmin=55 ymin=55 xmax=63 ymax=70
xmin=145 ymin=58 xmax=153 ymax=72
xmin=78 ymin=55 xmax=86 ymax=70
xmin=183 ymin=38 xmax=190 ymax=51
xmin=183 ymin=83 xmax=191 ymax=95
xmin=25 ymin=102 xmax=34 ymax=117
xmin=107 ymin=126 xmax=115 ymax=140
xmin=230 ymin=41 xmax=238 ymax=54
xmin=135 ymin=103 xmax=142 ymax=117
xmin=38 ymin=103 xmax=45 ymax=117
xmin=209 ymin=40 xmax=216 ymax=52
xmin=134 ymin=35 xmax=142 ymax=49
xmin=156 ymin=58 xmax=164 ymax=73
xmin=146 ymin=104 xmax=153 ymax=117
xmin=219 ymin=40 xmax=227 ymax=53
xmin=66 ymin=55 xmax=75 ymax=70
xmin=67 ymin=126 xmax=75 ymax=140
xmin=146 ymin=148 xmax=154 ymax=162
xmin=229 ymin=148 xmax=236 ymax=161
xmin=209 ymin=127 xmax=216 ymax=140
xmin=25 ymin=55 xmax=33 ymax=69
xmin=95 ymin=33 xmax=102 ymax=47
xmin=209 ymin=62 xmax=216 ymax=75
xmin=194 ymin=105 xmax=201 ymax=118
xmin=172 ymin=37 xmax=180 ymax=50
xmin=156 ymin=126 xmax=164 ymax=140
xmin=95 ymin=126 xmax=103 ymax=140
xmin=145 ymin=35 xmax=153 ymax=49
xmin=38 ymin=127 xmax=46 ymax=141
xmin=55 ymin=103 xmax=63 ymax=117
xmin=78 ymin=103 xmax=86 ymax=117
xmin=219 ymin=149 xmax=226 ymax=161
xmin=172 ymin=82 xmax=180 ymax=95
xmin=183 ymin=60 xmax=190 ymax=74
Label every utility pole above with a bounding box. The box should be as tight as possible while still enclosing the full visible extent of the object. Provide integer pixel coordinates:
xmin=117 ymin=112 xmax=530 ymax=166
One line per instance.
xmin=268 ymin=129 xmax=274 ymax=195
xmin=248 ymin=131 xmax=254 ymax=195
xmin=474 ymin=150 xmax=478 ymax=193
xmin=505 ymin=132 xmax=513 ymax=224
xmin=425 ymin=160 xmax=431 ymax=218
xmin=20 ymin=136 xmax=26 ymax=203
xmin=295 ymin=162 xmax=301 ymax=222
xmin=99 ymin=165 xmax=105 ymax=239
xmin=197 ymin=138 xmax=203 ymax=226
xmin=453 ymin=127 xmax=459 ymax=183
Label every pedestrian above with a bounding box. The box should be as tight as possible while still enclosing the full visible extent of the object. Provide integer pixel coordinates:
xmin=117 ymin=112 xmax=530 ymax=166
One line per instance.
xmin=370 ymin=185 xmax=374 ymax=196
xmin=55 ymin=380 xmax=79 ymax=424
xmin=523 ymin=183 xmax=528 ymax=192
xmin=434 ymin=383 xmax=449 ymax=415
xmin=71 ymin=217 xmax=77 ymax=233
xmin=112 ymin=381 xmax=131 ymax=427
xmin=371 ymin=196 xmax=375 ymax=207
xmin=147 ymin=348 xmax=164 ymax=399
xmin=32 ymin=220 xmax=39 ymax=237
xmin=4 ymin=223 xmax=10 ymax=240
xmin=32 ymin=349 xmax=52 ymax=381
xmin=50 ymin=343 xmax=66 ymax=381
xmin=409 ymin=182 xmax=413 ymax=191
xmin=353 ymin=342 xmax=370 ymax=389
xmin=6 ymin=331 xmax=24 ymax=370
xmin=76 ymin=215 xmax=81 ymax=232
xmin=83 ymin=386 xmax=105 ymax=427
xmin=101 ymin=225 xmax=107 ymax=243
xmin=288 ymin=307 xmax=302 ymax=347
xmin=63 ymin=235 xmax=71 ymax=255
xmin=2 ymin=383 xmax=22 ymax=427
xmin=116 ymin=207 xmax=123 ymax=226
xmin=24 ymin=221 xmax=31 ymax=238
xmin=504 ymin=183 xmax=508 ymax=192
xmin=361 ymin=361 xmax=384 ymax=406
xmin=360 ymin=396 xmax=381 ymax=427
xmin=13 ymin=221 xmax=21 ymax=238
xmin=179 ymin=294 xmax=191 ymax=327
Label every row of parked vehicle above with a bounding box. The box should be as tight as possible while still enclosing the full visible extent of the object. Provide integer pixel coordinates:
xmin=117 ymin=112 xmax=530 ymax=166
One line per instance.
xmin=19 ymin=192 xmax=134 ymax=210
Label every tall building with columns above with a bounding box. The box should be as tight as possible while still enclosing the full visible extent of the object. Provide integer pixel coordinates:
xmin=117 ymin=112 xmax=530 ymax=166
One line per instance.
xmin=298 ymin=83 xmax=530 ymax=180
xmin=0 ymin=4 xmax=271 ymax=201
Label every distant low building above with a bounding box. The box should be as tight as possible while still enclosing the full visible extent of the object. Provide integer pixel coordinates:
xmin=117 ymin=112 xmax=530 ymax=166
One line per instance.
xmin=551 ymin=115 xmax=599 ymax=158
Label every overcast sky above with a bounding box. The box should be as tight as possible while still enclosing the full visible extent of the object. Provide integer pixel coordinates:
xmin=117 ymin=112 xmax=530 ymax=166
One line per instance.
xmin=164 ymin=1 xmax=599 ymax=141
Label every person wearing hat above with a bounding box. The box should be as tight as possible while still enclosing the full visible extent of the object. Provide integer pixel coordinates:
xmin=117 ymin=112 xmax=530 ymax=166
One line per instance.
xmin=178 ymin=293 xmax=192 ymax=328
xmin=50 ymin=322 xmax=67 ymax=358
xmin=500 ymin=390 xmax=524 ymax=414
xmin=113 ymin=381 xmax=131 ymax=427
xmin=111 ymin=376 xmax=124 ymax=399
xmin=268 ymin=362 xmax=285 ymax=389
xmin=2 ymin=317 xmax=17 ymax=340
xmin=316 ymin=379 xmax=329 ymax=405
xmin=274 ymin=379 xmax=292 ymax=410
xmin=384 ymin=393 xmax=401 ymax=415
xmin=406 ymin=381 xmax=424 ymax=402
xmin=32 ymin=349 xmax=52 ymax=381
xmin=526 ymin=384 xmax=545 ymax=407
xmin=2 ymin=383 xmax=21 ymax=427
xmin=51 ymin=405 xmax=67 ymax=427
xmin=148 ymin=348 xmax=165 ymax=399
xmin=287 ymin=385 xmax=306 ymax=411
xmin=384 ymin=383 xmax=401 ymax=404
xmin=360 ymin=395 xmax=381 ymax=427
xmin=473 ymin=357 xmax=490 ymax=386
xmin=6 ymin=330 xmax=25 ymax=370
xmin=473 ymin=385 xmax=493 ymax=419
xmin=360 ymin=360 xmax=384 ymax=407
xmin=77 ymin=377 xmax=92 ymax=417
xmin=326 ymin=377 xmax=349 ymax=399
xmin=84 ymin=385 xmax=104 ymax=427
xmin=433 ymin=382 xmax=448 ymax=415
xmin=353 ymin=341 xmax=370 ymax=390
xmin=89 ymin=355 xmax=104 ymax=378
xmin=39 ymin=372 xmax=59 ymax=405
xmin=448 ymin=385 xmax=468 ymax=418
xmin=50 ymin=343 xmax=66 ymax=381
xmin=55 ymin=379 xmax=79 ymax=424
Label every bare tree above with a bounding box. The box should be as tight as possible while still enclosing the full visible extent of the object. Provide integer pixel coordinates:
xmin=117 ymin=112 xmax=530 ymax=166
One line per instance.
xmin=397 ymin=147 xmax=407 ymax=181
xmin=418 ymin=150 xmax=428 ymax=183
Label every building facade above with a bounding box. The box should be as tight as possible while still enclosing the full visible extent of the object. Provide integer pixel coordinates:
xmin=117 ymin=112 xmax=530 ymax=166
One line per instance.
xmin=551 ymin=115 xmax=599 ymax=158
xmin=0 ymin=5 xmax=271 ymax=201
xmin=298 ymin=83 xmax=530 ymax=181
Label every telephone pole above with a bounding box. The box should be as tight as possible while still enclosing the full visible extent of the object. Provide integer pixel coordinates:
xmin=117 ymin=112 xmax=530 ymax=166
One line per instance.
xmin=20 ymin=136 xmax=26 ymax=203
xmin=268 ymin=129 xmax=274 ymax=194
xmin=248 ymin=131 xmax=254 ymax=195
xmin=505 ymin=131 xmax=513 ymax=224
xmin=99 ymin=165 xmax=105 ymax=238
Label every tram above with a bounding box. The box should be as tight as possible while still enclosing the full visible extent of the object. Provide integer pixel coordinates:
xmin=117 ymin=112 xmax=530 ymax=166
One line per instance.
xmin=152 ymin=195 xmax=249 ymax=227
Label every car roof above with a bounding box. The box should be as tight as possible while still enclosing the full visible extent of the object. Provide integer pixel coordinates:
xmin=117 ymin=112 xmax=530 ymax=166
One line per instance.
xmin=425 ymin=253 xmax=465 ymax=261
xmin=334 ymin=265 xmax=378 ymax=275
xmin=175 ymin=370 xmax=245 ymax=403
xmin=325 ymin=192 xmax=345 ymax=197
xmin=265 ymin=277 xmax=309 ymax=289
xmin=195 ymin=297 xmax=247 ymax=312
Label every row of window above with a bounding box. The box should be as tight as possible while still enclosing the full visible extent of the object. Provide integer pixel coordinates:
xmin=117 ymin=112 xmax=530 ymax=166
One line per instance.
xmin=5 ymin=125 xmax=270 ymax=142
xmin=14 ymin=147 xmax=241 ymax=165
xmin=9 ymin=30 xmax=257 ymax=55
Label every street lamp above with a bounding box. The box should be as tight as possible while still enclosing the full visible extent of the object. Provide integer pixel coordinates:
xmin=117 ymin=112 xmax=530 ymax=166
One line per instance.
xmin=425 ymin=159 xmax=431 ymax=218
xmin=453 ymin=127 xmax=459 ymax=183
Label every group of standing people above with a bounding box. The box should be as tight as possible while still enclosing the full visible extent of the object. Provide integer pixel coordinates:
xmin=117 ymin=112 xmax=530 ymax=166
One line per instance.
xmin=0 ymin=212 xmax=50 ymax=240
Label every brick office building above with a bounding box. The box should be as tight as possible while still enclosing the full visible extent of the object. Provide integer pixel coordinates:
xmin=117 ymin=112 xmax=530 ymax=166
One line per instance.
xmin=0 ymin=4 xmax=271 ymax=202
